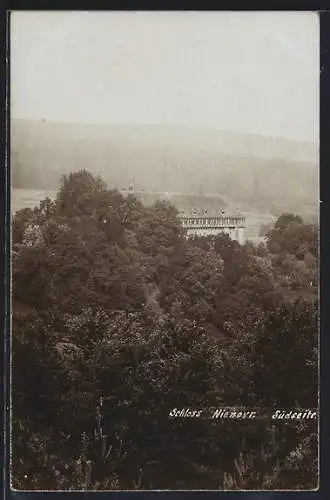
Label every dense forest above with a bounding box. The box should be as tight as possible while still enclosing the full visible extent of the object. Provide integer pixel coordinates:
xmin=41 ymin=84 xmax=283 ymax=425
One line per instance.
xmin=12 ymin=170 xmax=318 ymax=490
xmin=11 ymin=119 xmax=318 ymax=218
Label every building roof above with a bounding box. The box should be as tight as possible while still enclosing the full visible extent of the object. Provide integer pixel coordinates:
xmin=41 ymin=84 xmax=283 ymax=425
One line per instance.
xmin=179 ymin=209 xmax=245 ymax=220
xmin=179 ymin=206 xmax=243 ymax=215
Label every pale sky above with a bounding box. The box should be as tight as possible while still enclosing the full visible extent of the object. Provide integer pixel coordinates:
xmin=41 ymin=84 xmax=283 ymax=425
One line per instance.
xmin=11 ymin=11 xmax=319 ymax=143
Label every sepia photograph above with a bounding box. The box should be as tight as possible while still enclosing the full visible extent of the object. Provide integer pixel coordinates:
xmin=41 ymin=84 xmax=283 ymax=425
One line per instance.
xmin=10 ymin=11 xmax=319 ymax=491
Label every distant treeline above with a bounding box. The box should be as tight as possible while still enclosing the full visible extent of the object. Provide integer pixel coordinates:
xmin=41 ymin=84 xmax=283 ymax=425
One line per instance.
xmin=11 ymin=119 xmax=318 ymax=218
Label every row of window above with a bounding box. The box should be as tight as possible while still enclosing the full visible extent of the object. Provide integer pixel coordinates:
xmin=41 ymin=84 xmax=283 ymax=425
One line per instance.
xmin=182 ymin=218 xmax=245 ymax=226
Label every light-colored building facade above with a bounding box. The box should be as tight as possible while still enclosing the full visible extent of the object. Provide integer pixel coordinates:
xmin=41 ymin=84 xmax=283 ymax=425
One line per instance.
xmin=180 ymin=213 xmax=246 ymax=245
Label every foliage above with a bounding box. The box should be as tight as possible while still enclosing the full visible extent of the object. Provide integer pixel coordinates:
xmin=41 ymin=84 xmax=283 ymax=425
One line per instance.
xmin=266 ymin=213 xmax=318 ymax=259
xmin=12 ymin=172 xmax=318 ymax=490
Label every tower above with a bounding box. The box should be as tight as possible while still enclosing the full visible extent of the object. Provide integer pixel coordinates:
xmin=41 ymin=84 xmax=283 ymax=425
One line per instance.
xmin=128 ymin=181 xmax=135 ymax=194
xmin=237 ymin=227 xmax=245 ymax=245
